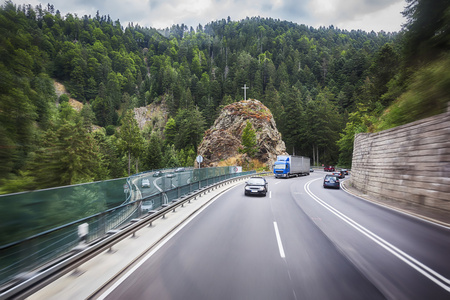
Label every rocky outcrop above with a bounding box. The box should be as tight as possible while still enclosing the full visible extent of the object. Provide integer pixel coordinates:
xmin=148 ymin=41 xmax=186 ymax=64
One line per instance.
xmin=133 ymin=100 xmax=169 ymax=131
xmin=54 ymin=81 xmax=83 ymax=112
xmin=197 ymin=99 xmax=286 ymax=168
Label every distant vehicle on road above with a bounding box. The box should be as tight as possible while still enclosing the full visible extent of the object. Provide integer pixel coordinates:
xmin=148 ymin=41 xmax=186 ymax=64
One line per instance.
xmin=141 ymin=179 xmax=150 ymax=188
xmin=273 ymin=155 xmax=310 ymax=178
xmin=332 ymin=171 xmax=344 ymax=179
xmin=166 ymin=173 xmax=175 ymax=178
xmin=324 ymin=166 xmax=335 ymax=172
xmin=174 ymin=167 xmax=186 ymax=172
xmin=323 ymin=175 xmax=340 ymax=189
xmin=341 ymin=169 xmax=349 ymax=175
xmin=153 ymin=171 xmax=163 ymax=177
xmin=310 ymin=168 xmax=314 ymax=172
xmin=244 ymin=177 xmax=268 ymax=196
xmin=141 ymin=199 xmax=154 ymax=212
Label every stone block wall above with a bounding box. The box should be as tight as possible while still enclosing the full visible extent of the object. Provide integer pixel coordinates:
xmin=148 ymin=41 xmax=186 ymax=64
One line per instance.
xmin=350 ymin=106 xmax=450 ymax=223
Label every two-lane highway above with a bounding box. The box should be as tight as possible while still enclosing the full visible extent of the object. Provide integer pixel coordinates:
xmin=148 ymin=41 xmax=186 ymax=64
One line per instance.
xmin=99 ymin=172 xmax=450 ymax=300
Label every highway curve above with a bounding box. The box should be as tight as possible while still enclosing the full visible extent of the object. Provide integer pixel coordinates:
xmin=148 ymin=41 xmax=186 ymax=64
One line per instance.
xmin=98 ymin=171 xmax=450 ymax=299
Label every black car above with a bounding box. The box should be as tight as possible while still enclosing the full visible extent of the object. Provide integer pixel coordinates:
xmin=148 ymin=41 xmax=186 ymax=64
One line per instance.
xmin=153 ymin=171 xmax=163 ymax=177
xmin=244 ymin=177 xmax=268 ymax=196
xmin=332 ymin=171 xmax=345 ymax=179
xmin=341 ymin=169 xmax=349 ymax=175
xmin=323 ymin=175 xmax=340 ymax=189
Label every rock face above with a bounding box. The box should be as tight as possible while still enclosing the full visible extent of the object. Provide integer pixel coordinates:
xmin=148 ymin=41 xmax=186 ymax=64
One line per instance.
xmin=133 ymin=100 xmax=169 ymax=131
xmin=197 ymin=99 xmax=286 ymax=168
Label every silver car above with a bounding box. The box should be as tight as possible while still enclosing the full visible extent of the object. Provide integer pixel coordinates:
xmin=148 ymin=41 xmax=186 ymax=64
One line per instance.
xmin=141 ymin=179 xmax=150 ymax=188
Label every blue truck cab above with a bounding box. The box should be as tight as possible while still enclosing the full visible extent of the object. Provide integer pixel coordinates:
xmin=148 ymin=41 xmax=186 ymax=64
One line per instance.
xmin=273 ymin=156 xmax=291 ymax=178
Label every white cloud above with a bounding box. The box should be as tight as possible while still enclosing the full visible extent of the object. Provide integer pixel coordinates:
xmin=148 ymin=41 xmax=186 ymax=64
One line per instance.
xmin=11 ymin=0 xmax=406 ymax=32
xmin=335 ymin=0 xmax=405 ymax=32
xmin=308 ymin=0 xmax=405 ymax=32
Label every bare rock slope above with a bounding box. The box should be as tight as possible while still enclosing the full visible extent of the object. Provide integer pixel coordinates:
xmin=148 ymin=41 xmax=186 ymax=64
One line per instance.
xmin=197 ymin=99 xmax=286 ymax=168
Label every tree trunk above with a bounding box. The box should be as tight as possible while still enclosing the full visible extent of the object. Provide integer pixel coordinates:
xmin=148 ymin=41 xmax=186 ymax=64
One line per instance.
xmin=316 ymin=145 xmax=319 ymax=167
xmin=312 ymin=145 xmax=315 ymax=167
xmin=128 ymin=150 xmax=131 ymax=176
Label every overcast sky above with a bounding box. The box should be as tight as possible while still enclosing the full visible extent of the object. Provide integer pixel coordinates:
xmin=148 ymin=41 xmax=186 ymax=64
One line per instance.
xmin=13 ymin=0 xmax=406 ymax=32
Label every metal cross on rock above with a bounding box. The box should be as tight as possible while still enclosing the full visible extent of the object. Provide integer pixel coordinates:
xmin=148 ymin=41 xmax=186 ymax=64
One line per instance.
xmin=242 ymin=84 xmax=249 ymax=100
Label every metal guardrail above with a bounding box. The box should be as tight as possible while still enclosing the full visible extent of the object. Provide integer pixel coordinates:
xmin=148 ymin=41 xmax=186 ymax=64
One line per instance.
xmin=0 ymin=170 xmax=257 ymax=297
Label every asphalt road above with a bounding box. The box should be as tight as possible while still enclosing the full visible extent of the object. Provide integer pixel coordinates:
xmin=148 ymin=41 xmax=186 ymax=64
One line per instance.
xmin=99 ymin=171 xmax=450 ymax=300
xmin=138 ymin=171 xmax=191 ymax=198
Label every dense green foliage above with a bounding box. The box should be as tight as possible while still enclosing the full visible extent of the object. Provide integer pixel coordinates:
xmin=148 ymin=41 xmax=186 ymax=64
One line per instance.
xmin=240 ymin=121 xmax=258 ymax=157
xmin=0 ymin=0 xmax=448 ymax=194
xmin=337 ymin=0 xmax=450 ymax=164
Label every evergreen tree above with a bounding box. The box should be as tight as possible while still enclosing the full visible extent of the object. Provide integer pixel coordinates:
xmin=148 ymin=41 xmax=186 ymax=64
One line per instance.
xmin=402 ymin=0 xmax=450 ymax=62
xmin=174 ymin=108 xmax=206 ymax=151
xmin=145 ymin=132 xmax=163 ymax=170
xmin=164 ymin=117 xmax=177 ymax=146
xmin=117 ymin=110 xmax=143 ymax=176
xmin=30 ymin=118 xmax=105 ymax=188
xmin=240 ymin=121 xmax=258 ymax=157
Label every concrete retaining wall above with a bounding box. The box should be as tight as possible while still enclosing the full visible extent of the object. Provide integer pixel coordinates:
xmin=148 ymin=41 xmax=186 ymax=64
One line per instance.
xmin=350 ymin=106 xmax=450 ymax=223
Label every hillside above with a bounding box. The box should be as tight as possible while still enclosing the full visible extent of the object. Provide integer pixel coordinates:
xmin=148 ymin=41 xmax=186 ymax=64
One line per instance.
xmin=0 ymin=0 xmax=448 ymax=193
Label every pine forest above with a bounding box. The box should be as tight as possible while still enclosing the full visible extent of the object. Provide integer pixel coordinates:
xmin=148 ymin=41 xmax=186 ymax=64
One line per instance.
xmin=1 ymin=0 xmax=449 ymax=194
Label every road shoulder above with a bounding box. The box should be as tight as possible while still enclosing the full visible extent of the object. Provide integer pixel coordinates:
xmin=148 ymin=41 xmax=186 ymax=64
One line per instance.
xmin=341 ymin=178 xmax=449 ymax=228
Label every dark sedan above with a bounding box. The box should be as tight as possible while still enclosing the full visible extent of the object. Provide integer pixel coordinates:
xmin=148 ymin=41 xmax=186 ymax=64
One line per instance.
xmin=323 ymin=175 xmax=340 ymax=189
xmin=153 ymin=171 xmax=163 ymax=177
xmin=332 ymin=171 xmax=345 ymax=179
xmin=244 ymin=177 xmax=268 ymax=196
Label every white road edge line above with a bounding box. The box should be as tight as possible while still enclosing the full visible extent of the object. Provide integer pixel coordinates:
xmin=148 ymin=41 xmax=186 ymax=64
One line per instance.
xmin=273 ymin=222 xmax=286 ymax=258
xmin=97 ymin=189 xmax=225 ymax=300
xmin=304 ymin=178 xmax=450 ymax=292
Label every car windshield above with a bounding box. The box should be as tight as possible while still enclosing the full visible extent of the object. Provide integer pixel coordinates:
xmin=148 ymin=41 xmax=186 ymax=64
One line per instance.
xmin=325 ymin=176 xmax=337 ymax=180
xmin=273 ymin=163 xmax=286 ymax=170
xmin=247 ymin=178 xmax=265 ymax=185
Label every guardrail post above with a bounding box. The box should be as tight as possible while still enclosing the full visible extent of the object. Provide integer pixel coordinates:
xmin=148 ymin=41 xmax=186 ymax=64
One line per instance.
xmin=161 ymin=204 xmax=168 ymax=218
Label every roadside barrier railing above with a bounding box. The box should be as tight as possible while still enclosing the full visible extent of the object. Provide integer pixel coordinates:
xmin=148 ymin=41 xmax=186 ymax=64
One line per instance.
xmin=0 ymin=169 xmax=255 ymax=290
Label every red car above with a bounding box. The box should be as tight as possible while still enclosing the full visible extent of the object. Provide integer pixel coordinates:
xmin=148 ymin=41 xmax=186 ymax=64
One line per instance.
xmin=324 ymin=166 xmax=335 ymax=172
